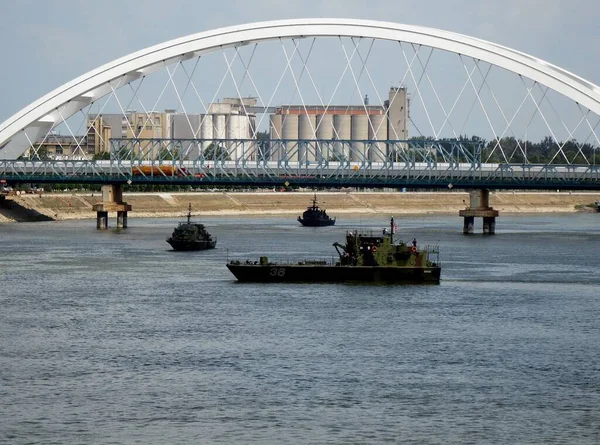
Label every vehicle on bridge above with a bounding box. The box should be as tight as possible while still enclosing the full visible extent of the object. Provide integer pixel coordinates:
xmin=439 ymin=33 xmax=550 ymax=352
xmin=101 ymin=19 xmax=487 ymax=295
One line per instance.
xmin=166 ymin=204 xmax=217 ymax=251
xmin=227 ymin=217 xmax=441 ymax=283
xmin=132 ymin=165 xmax=189 ymax=177
xmin=297 ymin=194 xmax=336 ymax=227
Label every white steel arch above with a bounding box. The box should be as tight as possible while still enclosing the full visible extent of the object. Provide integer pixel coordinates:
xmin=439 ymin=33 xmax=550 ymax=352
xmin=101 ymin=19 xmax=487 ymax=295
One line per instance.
xmin=1 ymin=18 xmax=599 ymax=160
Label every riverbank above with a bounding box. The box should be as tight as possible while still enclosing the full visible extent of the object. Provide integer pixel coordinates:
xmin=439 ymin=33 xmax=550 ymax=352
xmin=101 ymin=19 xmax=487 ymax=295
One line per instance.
xmin=2 ymin=191 xmax=599 ymax=223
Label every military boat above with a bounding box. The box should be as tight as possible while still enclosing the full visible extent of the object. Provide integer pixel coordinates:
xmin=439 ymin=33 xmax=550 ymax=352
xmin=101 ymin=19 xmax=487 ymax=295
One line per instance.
xmin=166 ymin=204 xmax=217 ymax=251
xmin=227 ymin=217 xmax=440 ymax=283
xmin=297 ymin=194 xmax=336 ymax=226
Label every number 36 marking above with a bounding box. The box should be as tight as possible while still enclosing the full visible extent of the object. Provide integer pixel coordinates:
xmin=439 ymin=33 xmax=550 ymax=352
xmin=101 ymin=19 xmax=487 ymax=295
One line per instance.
xmin=270 ymin=267 xmax=286 ymax=277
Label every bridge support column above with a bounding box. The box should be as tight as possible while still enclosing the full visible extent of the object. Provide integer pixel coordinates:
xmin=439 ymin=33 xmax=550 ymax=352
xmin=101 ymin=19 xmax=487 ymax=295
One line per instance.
xmin=96 ymin=211 xmax=108 ymax=230
xmin=117 ymin=211 xmax=128 ymax=229
xmin=459 ymin=189 xmax=499 ymax=235
xmin=483 ymin=216 xmax=496 ymax=234
xmin=463 ymin=216 xmax=475 ymax=234
xmin=92 ymin=185 xmax=132 ymax=230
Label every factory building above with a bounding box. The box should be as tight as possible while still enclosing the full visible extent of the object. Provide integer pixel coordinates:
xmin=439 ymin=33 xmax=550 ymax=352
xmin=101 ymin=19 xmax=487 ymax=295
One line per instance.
xmin=85 ymin=98 xmax=256 ymax=160
xmin=87 ymin=111 xmax=171 ymax=157
xmin=269 ymin=87 xmax=409 ymax=162
xmin=170 ymin=97 xmax=257 ymax=160
xmin=49 ymin=89 xmax=407 ymax=161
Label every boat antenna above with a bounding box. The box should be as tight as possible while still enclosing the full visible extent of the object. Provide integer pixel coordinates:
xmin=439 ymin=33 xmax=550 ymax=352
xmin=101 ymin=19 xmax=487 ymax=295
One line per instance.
xmin=187 ymin=202 xmax=192 ymax=224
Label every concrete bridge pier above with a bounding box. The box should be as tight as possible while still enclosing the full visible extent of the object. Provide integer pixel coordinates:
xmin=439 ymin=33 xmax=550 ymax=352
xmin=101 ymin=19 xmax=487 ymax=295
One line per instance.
xmin=459 ymin=189 xmax=499 ymax=234
xmin=96 ymin=211 xmax=108 ymax=229
xmin=92 ymin=185 xmax=132 ymax=229
xmin=483 ymin=216 xmax=496 ymax=234
xmin=116 ymin=211 xmax=128 ymax=229
xmin=462 ymin=216 xmax=475 ymax=234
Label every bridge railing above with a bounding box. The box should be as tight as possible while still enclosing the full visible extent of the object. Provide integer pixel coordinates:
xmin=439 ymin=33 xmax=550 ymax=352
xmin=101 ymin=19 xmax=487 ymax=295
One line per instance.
xmin=2 ymin=158 xmax=600 ymax=188
xmin=1 ymin=138 xmax=599 ymax=188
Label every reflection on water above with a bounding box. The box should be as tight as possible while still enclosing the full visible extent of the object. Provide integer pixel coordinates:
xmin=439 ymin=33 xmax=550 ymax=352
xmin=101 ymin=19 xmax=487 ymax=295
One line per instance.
xmin=1 ymin=213 xmax=599 ymax=443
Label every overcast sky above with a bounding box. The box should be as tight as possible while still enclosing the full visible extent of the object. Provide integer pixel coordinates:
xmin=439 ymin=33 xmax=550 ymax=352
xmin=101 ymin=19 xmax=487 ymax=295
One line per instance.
xmin=1 ymin=0 xmax=599 ymax=124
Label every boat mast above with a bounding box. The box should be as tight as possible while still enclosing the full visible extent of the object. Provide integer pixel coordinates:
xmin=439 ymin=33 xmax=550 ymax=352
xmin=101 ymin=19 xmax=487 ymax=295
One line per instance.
xmin=187 ymin=203 xmax=192 ymax=224
xmin=390 ymin=216 xmax=394 ymax=244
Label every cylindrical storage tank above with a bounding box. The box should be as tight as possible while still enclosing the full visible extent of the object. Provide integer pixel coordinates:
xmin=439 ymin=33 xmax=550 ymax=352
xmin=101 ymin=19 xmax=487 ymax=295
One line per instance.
xmin=200 ymin=114 xmax=213 ymax=151
xmin=368 ymin=114 xmax=386 ymax=162
xmin=298 ymin=114 xmax=316 ymax=163
xmin=230 ymin=114 xmax=250 ymax=159
xmin=270 ymin=114 xmax=283 ymax=139
xmin=316 ymin=114 xmax=333 ymax=139
xmin=333 ymin=114 xmax=351 ymax=161
xmin=351 ymin=114 xmax=368 ymax=162
xmin=212 ymin=114 xmax=227 ymax=162
xmin=226 ymin=114 xmax=242 ymax=157
xmin=213 ymin=114 xmax=226 ymax=140
xmin=282 ymin=114 xmax=299 ymax=162
xmin=238 ymin=115 xmax=251 ymax=160
xmin=269 ymin=114 xmax=283 ymax=161
xmin=316 ymin=114 xmax=333 ymax=163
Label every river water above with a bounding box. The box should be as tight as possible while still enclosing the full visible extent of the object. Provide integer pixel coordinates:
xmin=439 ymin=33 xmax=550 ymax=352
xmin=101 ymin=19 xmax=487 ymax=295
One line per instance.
xmin=1 ymin=213 xmax=599 ymax=444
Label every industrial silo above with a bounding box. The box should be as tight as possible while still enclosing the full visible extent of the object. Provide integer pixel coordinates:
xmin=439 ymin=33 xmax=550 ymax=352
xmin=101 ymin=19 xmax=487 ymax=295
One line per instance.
xmin=368 ymin=114 xmax=386 ymax=162
xmin=241 ymin=115 xmax=255 ymax=161
xmin=298 ymin=114 xmax=316 ymax=163
xmin=269 ymin=114 xmax=283 ymax=160
xmin=351 ymin=114 xmax=368 ymax=162
xmin=387 ymin=86 xmax=409 ymax=141
xmin=282 ymin=113 xmax=299 ymax=162
xmin=213 ymin=114 xmax=226 ymax=140
xmin=316 ymin=114 xmax=333 ymax=162
xmin=333 ymin=114 xmax=351 ymax=161
xmin=200 ymin=114 xmax=213 ymax=151
xmin=227 ymin=114 xmax=242 ymax=158
xmin=211 ymin=114 xmax=226 ymax=162
xmin=228 ymin=114 xmax=251 ymax=160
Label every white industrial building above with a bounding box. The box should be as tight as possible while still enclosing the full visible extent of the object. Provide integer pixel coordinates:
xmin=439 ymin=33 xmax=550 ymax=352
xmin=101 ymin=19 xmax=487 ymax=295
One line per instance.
xmin=170 ymin=97 xmax=257 ymax=160
xmin=269 ymin=87 xmax=409 ymax=162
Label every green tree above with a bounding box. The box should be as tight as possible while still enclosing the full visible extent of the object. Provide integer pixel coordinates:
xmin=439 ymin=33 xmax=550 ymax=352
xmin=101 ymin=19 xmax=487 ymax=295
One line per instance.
xmin=92 ymin=152 xmax=111 ymax=160
xmin=203 ymin=142 xmax=230 ymax=160
xmin=157 ymin=147 xmax=181 ymax=161
xmin=257 ymin=131 xmax=270 ymax=161
xmin=29 ymin=146 xmax=50 ymax=161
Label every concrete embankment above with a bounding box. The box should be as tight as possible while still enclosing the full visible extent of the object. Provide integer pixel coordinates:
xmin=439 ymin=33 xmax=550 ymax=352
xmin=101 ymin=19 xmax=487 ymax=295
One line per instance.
xmin=1 ymin=191 xmax=599 ymax=223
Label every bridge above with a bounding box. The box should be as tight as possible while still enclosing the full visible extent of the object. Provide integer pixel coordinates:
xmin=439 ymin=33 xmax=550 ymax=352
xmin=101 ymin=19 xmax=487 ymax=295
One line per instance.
xmin=1 ymin=138 xmax=599 ymax=190
xmin=1 ymin=19 xmax=599 ymax=230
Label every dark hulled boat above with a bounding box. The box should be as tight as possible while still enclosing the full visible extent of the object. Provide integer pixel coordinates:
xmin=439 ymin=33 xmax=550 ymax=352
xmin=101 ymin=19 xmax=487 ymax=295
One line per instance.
xmin=297 ymin=194 xmax=335 ymax=227
xmin=167 ymin=204 xmax=217 ymax=251
xmin=227 ymin=217 xmax=441 ymax=284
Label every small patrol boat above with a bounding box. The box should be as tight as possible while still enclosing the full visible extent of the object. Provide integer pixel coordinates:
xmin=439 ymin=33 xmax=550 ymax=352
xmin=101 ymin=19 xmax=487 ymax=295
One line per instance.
xmin=227 ymin=217 xmax=440 ymax=283
xmin=297 ymin=194 xmax=336 ymax=227
xmin=167 ymin=203 xmax=217 ymax=251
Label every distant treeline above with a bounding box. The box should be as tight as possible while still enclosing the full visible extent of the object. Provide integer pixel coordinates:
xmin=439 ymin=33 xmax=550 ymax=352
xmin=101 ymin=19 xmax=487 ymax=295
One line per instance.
xmin=408 ymin=135 xmax=598 ymax=164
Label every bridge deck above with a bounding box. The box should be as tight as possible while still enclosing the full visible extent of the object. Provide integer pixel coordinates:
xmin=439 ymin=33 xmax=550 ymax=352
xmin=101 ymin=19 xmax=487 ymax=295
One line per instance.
xmin=1 ymin=159 xmax=599 ymax=190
